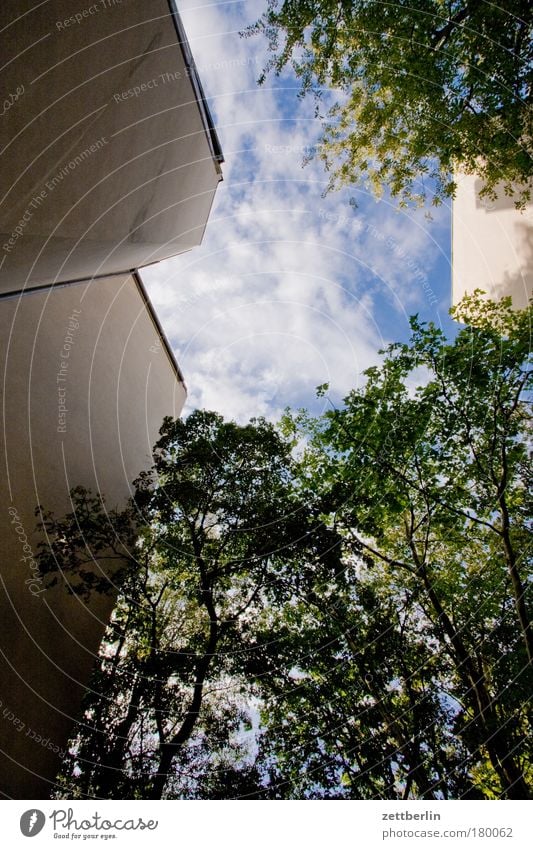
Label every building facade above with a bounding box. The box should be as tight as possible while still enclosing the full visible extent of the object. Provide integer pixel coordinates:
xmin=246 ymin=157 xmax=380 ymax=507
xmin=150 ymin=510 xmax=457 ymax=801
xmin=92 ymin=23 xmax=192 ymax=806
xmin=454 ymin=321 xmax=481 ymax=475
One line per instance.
xmin=452 ymin=173 xmax=532 ymax=311
xmin=0 ymin=0 xmax=223 ymax=798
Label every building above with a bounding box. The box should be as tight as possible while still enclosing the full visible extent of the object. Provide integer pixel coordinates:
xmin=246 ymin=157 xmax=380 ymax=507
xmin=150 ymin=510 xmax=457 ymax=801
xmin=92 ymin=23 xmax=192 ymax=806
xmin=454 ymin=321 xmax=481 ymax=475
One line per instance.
xmin=0 ymin=0 xmax=223 ymax=798
xmin=452 ymin=173 xmax=532 ymax=311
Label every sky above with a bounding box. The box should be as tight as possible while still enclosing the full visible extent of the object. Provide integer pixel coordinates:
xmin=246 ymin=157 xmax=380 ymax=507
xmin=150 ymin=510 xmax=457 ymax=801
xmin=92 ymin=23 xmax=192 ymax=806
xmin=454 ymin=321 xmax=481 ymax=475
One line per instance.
xmin=142 ymin=0 xmax=456 ymax=423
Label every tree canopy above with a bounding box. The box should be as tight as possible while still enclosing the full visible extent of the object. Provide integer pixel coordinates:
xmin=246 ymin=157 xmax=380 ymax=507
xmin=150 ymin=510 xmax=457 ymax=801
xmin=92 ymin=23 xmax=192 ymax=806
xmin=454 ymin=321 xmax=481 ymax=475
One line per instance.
xmin=257 ymin=293 xmax=532 ymax=799
xmin=40 ymin=410 xmax=340 ymax=799
xmin=247 ymin=1 xmax=533 ymax=207
xmin=40 ymin=295 xmax=532 ymax=800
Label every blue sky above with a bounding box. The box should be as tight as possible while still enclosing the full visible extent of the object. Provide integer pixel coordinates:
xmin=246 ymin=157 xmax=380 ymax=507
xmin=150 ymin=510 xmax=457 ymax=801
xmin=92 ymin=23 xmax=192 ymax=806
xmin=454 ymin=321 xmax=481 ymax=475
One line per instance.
xmin=143 ymin=0 xmax=457 ymax=422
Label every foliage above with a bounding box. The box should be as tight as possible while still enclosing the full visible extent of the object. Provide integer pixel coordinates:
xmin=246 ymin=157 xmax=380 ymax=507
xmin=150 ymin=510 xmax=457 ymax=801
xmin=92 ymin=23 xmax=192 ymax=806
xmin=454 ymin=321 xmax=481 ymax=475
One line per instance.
xmin=247 ymin=1 xmax=533 ymax=207
xmin=42 ymin=296 xmax=532 ymax=800
xmin=261 ymin=292 xmax=532 ymax=798
xmin=42 ymin=410 xmax=339 ymax=799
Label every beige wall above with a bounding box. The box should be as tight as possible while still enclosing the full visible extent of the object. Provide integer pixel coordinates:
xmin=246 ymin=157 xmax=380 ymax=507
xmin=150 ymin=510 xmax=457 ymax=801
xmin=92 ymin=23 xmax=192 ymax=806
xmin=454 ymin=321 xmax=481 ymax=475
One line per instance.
xmin=0 ymin=274 xmax=186 ymax=798
xmin=452 ymin=173 xmax=533 ymax=310
xmin=0 ymin=0 xmax=222 ymax=293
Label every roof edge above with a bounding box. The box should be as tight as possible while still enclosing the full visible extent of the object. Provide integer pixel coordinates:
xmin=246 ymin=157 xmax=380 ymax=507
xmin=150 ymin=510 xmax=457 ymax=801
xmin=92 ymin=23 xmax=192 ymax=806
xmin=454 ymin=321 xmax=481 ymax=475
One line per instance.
xmin=167 ymin=0 xmax=224 ymax=173
xmin=133 ymin=269 xmax=187 ymax=391
xmin=0 ymin=270 xmax=187 ymax=391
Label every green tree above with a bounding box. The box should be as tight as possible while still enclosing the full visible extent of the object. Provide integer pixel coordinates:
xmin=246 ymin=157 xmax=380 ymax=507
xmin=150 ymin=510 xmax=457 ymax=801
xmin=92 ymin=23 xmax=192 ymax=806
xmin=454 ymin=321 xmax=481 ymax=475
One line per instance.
xmin=272 ymin=293 xmax=532 ymax=798
xmin=39 ymin=297 xmax=532 ymax=800
xmin=244 ymin=576 xmax=481 ymax=798
xmin=40 ymin=410 xmax=340 ymax=799
xmin=248 ymin=1 xmax=533 ymax=207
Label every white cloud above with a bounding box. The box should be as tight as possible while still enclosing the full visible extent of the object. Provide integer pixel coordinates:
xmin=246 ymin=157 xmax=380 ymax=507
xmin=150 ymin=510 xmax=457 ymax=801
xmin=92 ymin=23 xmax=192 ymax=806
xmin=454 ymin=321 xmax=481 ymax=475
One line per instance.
xmin=142 ymin=0 xmax=452 ymax=422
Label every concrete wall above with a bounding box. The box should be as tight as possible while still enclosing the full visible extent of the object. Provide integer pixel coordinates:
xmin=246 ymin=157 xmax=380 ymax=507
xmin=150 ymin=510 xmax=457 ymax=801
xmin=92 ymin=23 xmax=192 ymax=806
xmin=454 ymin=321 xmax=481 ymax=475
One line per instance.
xmin=452 ymin=173 xmax=533 ymax=310
xmin=0 ymin=274 xmax=186 ymax=798
xmin=0 ymin=0 xmax=222 ymax=293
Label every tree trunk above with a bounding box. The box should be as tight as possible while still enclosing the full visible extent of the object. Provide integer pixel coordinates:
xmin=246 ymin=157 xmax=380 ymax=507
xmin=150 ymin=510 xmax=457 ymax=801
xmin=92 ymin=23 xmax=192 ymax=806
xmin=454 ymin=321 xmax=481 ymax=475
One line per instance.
xmin=497 ymin=460 xmax=533 ymax=663
xmin=149 ymin=601 xmax=219 ymax=799
xmin=408 ymin=532 xmax=531 ymax=799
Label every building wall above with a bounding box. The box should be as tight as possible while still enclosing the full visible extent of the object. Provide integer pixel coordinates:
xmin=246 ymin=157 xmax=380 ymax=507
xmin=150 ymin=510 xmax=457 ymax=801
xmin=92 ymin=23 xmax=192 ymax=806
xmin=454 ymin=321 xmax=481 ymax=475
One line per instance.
xmin=0 ymin=0 xmax=222 ymax=293
xmin=0 ymin=274 xmax=186 ymax=798
xmin=452 ymin=172 xmax=533 ymax=310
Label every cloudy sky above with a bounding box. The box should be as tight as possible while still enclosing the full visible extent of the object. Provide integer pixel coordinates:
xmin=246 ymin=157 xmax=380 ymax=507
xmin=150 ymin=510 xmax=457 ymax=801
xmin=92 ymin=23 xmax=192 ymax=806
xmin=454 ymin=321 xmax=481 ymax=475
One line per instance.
xmin=142 ymin=0 xmax=456 ymax=422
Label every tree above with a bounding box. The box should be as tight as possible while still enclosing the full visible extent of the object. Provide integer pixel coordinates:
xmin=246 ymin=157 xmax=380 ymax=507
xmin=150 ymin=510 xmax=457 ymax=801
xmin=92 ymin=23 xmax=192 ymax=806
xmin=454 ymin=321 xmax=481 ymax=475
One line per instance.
xmin=39 ymin=298 xmax=532 ymax=800
xmin=40 ymin=410 xmax=340 ymax=799
xmin=247 ymin=1 xmax=533 ymax=207
xmin=244 ymin=576 xmax=481 ymax=799
xmin=271 ymin=293 xmax=532 ymax=798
